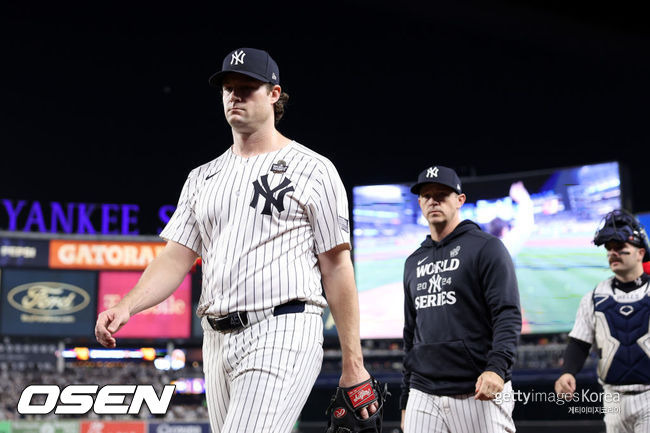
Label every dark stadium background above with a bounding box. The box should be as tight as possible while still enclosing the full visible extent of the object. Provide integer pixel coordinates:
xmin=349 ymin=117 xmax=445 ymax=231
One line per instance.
xmin=1 ymin=1 xmax=649 ymax=431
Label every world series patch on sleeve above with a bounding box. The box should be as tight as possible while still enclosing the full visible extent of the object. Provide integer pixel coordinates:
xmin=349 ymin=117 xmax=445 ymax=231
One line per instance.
xmin=325 ymin=377 xmax=389 ymax=433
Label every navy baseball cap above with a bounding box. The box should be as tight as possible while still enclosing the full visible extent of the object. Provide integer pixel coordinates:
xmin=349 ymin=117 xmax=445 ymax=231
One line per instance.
xmin=208 ymin=47 xmax=280 ymax=87
xmin=411 ymin=165 xmax=462 ymax=195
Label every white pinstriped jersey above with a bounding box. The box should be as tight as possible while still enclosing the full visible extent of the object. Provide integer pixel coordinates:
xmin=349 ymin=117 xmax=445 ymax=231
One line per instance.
xmin=160 ymin=140 xmax=350 ymax=317
xmin=569 ymin=276 xmax=650 ymax=393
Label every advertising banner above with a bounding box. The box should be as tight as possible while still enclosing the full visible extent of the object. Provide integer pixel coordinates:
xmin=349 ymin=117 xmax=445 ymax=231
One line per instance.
xmin=80 ymin=422 xmax=145 ymax=433
xmin=147 ymin=423 xmax=210 ymax=433
xmin=98 ymin=271 xmax=191 ymax=339
xmin=0 ymin=269 xmax=96 ymax=337
xmin=49 ymin=240 xmax=165 ymax=271
xmin=10 ymin=421 xmax=78 ymax=433
xmin=0 ymin=238 xmax=49 ymax=268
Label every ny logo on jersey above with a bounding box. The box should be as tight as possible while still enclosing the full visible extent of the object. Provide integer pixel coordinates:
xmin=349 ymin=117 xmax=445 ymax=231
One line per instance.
xmin=250 ymin=175 xmax=294 ymax=215
xmin=231 ymin=50 xmax=246 ymax=65
xmin=426 ymin=166 xmax=439 ymax=178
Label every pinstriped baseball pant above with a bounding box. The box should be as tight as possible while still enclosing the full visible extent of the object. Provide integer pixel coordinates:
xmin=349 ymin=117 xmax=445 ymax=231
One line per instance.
xmin=201 ymin=312 xmax=324 ymax=433
xmin=404 ymin=382 xmax=516 ymax=433
xmin=603 ymin=388 xmax=650 ymax=433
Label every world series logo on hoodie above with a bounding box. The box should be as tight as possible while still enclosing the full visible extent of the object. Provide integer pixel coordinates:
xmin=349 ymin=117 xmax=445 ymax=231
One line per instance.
xmin=416 ymin=258 xmax=460 ymax=278
xmin=414 ymin=257 xmax=459 ymax=309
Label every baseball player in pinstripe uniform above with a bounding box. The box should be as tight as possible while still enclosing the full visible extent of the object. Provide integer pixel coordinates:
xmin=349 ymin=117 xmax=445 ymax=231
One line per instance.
xmin=400 ymin=165 xmax=521 ymax=433
xmin=555 ymin=209 xmax=650 ymax=433
xmin=95 ymin=47 xmax=376 ymax=432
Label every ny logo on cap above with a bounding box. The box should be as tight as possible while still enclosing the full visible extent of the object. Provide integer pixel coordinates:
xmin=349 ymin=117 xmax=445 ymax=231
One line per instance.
xmin=231 ymin=50 xmax=246 ymax=65
xmin=426 ymin=167 xmax=439 ymax=178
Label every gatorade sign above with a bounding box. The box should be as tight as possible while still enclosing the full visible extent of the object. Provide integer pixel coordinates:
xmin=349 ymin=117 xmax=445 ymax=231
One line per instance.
xmin=49 ymin=240 xmax=165 ymax=270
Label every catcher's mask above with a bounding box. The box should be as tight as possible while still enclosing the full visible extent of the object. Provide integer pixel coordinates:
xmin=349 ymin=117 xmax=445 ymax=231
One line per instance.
xmin=593 ymin=209 xmax=650 ymax=261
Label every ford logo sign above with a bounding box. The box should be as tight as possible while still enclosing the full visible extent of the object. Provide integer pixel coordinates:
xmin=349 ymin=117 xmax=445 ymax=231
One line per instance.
xmin=7 ymin=282 xmax=91 ymax=315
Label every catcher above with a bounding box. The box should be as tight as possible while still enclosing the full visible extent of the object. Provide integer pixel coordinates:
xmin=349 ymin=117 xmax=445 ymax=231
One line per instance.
xmin=555 ymin=209 xmax=650 ymax=432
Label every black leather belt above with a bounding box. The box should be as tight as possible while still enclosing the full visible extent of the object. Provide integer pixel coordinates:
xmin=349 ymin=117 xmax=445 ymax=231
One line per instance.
xmin=206 ymin=300 xmax=306 ymax=332
xmin=207 ymin=311 xmax=249 ymax=332
xmin=619 ymin=389 xmax=649 ymax=395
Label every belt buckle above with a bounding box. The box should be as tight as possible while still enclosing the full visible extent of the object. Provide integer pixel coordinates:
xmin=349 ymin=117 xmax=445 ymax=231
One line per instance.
xmin=206 ymin=311 xmax=250 ymax=332
xmin=232 ymin=311 xmax=249 ymax=328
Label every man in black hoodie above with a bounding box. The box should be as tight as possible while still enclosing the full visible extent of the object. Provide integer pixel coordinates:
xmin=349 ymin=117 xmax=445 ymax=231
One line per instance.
xmin=400 ymin=165 xmax=522 ymax=433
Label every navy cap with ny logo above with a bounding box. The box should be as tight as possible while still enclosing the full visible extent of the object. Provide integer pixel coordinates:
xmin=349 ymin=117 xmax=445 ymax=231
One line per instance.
xmin=208 ymin=48 xmax=280 ymax=87
xmin=410 ymin=165 xmax=462 ymax=195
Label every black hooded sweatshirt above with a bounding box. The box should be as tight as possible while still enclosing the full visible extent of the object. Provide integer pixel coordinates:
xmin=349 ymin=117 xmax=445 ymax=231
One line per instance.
xmin=400 ymin=220 xmax=521 ymax=409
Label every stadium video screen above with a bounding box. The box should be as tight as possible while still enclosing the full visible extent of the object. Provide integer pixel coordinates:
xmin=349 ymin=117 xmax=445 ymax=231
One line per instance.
xmin=637 ymin=212 xmax=650 ymax=236
xmin=352 ymin=161 xmax=621 ymax=338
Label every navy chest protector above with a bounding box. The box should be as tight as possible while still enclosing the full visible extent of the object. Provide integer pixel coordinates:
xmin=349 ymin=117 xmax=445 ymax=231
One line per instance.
xmin=592 ymin=287 xmax=650 ymax=385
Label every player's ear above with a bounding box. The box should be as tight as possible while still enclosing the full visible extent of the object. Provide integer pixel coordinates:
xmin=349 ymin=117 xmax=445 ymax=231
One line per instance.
xmin=267 ymin=84 xmax=281 ymax=103
xmin=457 ymin=193 xmax=466 ymax=207
xmin=638 ymin=247 xmax=646 ymax=261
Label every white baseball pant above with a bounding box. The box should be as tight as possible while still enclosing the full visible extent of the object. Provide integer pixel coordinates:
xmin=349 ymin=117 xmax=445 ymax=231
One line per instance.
xmin=404 ymin=382 xmax=516 ymax=433
xmin=201 ymin=312 xmax=324 ymax=433
xmin=603 ymin=388 xmax=650 ymax=433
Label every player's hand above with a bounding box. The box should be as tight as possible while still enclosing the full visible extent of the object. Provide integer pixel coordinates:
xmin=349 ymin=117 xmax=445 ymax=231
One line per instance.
xmin=509 ymin=181 xmax=531 ymax=204
xmin=474 ymin=371 xmax=504 ymax=400
xmin=339 ymin=366 xmax=378 ymax=419
xmin=95 ymin=305 xmax=130 ymax=348
xmin=554 ymin=373 xmax=576 ymax=399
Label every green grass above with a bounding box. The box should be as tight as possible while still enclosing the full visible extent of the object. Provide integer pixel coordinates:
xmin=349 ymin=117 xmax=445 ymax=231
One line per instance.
xmin=353 ymin=244 xmax=612 ymax=334
xmin=354 ymin=257 xmax=405 ymax=292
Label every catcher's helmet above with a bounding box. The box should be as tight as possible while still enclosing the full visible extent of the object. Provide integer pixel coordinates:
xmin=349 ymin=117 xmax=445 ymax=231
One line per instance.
xmin=593 ymin=209 xmax=650 ymax=262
